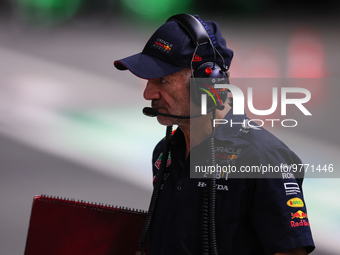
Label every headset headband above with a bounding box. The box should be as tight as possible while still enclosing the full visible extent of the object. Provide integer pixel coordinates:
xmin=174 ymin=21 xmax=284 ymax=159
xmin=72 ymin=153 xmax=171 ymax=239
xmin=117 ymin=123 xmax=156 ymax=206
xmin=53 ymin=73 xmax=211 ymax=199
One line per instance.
xmin=166 ymin=14 xmax=211 ymax=47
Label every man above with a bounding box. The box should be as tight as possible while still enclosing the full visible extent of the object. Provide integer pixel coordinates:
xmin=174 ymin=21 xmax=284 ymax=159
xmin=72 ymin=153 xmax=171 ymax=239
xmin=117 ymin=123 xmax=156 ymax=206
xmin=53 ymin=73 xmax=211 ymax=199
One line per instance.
xmin=114 ymin=14 xmax=315 ymax=255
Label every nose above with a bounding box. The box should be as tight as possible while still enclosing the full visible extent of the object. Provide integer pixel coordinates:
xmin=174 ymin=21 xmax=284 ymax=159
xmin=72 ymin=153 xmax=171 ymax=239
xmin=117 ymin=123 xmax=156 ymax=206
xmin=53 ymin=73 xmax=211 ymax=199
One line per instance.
xmin=143 ymin=79 xmax=161 ymax=101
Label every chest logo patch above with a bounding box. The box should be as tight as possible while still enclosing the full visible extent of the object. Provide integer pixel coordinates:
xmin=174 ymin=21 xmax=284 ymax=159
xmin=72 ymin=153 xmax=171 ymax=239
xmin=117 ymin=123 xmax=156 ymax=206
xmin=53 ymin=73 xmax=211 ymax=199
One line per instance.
xmin=154 ymin=152 xmax=171 ymax=170
xmin=197 ymin=181 xmax=228 ymax=191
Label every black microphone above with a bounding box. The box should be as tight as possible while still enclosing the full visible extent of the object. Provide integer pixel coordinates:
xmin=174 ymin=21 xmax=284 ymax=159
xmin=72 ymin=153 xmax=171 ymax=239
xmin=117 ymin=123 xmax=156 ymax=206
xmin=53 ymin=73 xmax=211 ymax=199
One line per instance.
xmin=142 ymin=106 xmax=224 ymax=119
xmin=143 ymin=107 xmax=192 ymax=119
xmin=142 ymin=107 xmax=159 ymax=117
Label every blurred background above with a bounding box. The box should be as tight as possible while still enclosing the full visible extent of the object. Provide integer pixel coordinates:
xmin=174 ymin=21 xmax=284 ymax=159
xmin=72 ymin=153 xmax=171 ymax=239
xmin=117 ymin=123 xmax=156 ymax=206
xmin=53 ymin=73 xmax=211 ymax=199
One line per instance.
xmin=0 ymin=0 xmax=339 ymax=254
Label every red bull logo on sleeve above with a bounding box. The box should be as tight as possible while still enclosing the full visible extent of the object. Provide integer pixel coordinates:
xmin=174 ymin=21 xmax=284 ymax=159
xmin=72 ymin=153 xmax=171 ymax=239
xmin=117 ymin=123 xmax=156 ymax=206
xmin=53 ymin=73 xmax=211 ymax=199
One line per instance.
xmin=287 ymin=197 xmax=304 ymax=207
xmin=291 ymin=219 xmax=310 ymax=228
xmin=291 ymin=210 xmax=308 ymax=219
xmin=290 ymin=210 xmax=310 ymax=228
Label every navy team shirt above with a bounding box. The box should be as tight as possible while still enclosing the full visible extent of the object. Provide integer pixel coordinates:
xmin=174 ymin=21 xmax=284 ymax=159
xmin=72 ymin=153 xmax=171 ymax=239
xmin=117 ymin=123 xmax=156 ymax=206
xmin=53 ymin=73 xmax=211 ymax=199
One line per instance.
xmin=149 ymin=111 xmax=315 ymax=255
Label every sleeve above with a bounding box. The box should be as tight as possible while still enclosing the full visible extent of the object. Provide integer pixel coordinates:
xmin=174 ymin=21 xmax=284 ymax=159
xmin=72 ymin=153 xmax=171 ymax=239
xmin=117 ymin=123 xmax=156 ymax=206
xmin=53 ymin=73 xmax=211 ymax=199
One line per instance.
xmin=248 ymin=145 xmax=315 ymax=254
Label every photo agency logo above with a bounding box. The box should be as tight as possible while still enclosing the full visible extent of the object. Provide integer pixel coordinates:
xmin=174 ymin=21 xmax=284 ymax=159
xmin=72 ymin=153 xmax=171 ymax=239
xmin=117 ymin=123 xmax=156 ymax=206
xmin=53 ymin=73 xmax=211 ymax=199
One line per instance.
xmin=195 ymin=78 xmax=312 ymax=129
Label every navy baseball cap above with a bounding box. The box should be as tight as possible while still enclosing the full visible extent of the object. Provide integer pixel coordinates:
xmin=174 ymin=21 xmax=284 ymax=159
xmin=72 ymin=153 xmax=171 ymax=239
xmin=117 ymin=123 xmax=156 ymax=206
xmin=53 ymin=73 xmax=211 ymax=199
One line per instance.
xmin=114 ymin=14 xmax=233 ymax=79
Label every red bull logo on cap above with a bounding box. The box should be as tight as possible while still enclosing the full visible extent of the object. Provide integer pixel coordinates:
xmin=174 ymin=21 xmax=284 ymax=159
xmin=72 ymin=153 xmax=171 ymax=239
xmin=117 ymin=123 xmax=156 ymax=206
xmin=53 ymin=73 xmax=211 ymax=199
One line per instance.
xmin=227 ymin=154 xmax=238 ymax=160
xmin=153 ymin=38 xmax=173 ymax=54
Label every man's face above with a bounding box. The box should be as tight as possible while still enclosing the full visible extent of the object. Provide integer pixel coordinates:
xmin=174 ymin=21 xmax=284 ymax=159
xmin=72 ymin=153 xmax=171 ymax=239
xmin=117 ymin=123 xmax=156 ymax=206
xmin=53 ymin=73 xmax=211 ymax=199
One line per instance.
xmin=143 ymin=69 xmax=192 ymax=126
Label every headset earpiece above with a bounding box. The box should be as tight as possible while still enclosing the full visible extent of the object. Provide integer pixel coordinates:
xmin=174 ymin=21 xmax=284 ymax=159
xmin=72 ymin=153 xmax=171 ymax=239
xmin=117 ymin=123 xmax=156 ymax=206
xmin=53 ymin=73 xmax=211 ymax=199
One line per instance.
xmin=191 ymin=62 xmax=229 ymax=108
xmin=167 ymin=14 xmax=230 ymax=109
xmin=194 ymin=62 xmax=228 ymax=79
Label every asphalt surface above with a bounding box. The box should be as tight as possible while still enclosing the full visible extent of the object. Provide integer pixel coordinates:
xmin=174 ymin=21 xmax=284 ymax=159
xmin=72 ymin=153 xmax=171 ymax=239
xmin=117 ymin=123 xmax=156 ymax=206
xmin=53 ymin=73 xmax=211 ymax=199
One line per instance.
xmin=0 ymin=134 xmax=151 ymax=254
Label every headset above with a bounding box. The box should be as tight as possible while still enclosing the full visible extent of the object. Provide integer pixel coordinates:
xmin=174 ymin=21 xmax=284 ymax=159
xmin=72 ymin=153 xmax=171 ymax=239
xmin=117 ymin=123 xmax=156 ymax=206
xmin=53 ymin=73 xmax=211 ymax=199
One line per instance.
xmin=140 ymin=14 xmax=226 ymax=255
xmin=167 ymin=13 xmax=230 ymax=111
xmin=166 ymin=15 xmax=228 ymax=255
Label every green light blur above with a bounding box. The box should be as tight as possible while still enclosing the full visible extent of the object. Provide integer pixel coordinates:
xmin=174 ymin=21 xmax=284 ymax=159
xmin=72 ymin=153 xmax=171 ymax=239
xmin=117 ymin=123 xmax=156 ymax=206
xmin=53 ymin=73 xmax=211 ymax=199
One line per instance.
xmin=121 ymin=0 xmax=193 ymax=21
xmin=15 ymin=0 xmax=81 ymax=26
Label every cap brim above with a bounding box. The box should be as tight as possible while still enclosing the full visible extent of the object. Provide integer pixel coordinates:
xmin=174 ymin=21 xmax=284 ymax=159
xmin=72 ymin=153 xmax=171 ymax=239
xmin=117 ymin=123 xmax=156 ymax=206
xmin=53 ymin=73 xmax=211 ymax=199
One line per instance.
xmin=114 ymin=53 xmax=185 ymax=79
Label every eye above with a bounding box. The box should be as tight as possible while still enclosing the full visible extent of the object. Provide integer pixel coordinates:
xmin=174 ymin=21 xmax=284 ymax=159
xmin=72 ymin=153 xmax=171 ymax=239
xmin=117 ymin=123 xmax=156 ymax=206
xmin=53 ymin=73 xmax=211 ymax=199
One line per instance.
xmin=160 ymin=78 xmax=166 ymax=84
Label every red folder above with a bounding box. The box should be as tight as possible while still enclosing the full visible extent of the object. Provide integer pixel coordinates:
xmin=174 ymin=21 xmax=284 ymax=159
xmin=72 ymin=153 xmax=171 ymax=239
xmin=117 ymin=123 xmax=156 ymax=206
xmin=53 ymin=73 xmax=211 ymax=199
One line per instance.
xmin=24 ymin=195 xmax=148 ymax=255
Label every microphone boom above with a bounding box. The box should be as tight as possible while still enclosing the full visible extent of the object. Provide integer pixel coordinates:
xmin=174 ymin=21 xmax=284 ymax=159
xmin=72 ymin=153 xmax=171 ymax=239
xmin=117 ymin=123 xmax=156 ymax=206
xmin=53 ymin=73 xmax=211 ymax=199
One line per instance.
xmin=142 ymin=107 xmax=215 ymax=119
